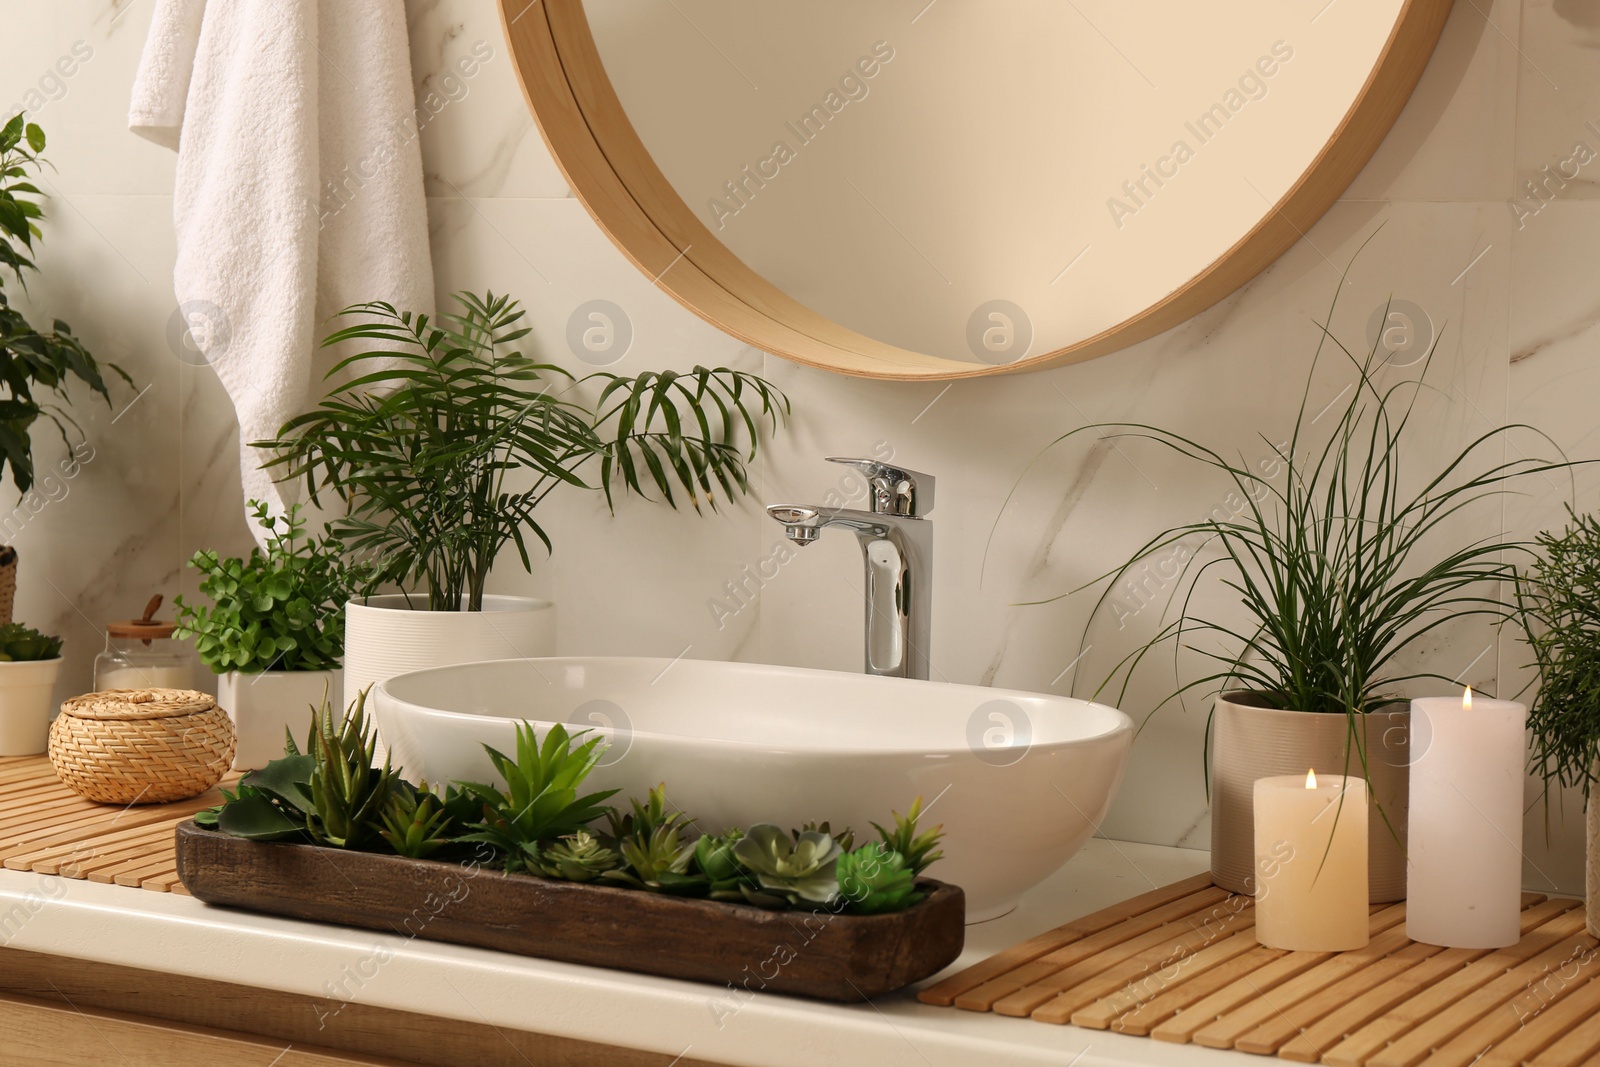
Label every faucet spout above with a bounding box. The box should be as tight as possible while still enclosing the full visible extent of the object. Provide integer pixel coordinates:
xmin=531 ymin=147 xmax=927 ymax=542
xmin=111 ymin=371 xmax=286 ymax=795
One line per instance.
xmin=766 ymin=504 xmax=824 ymax=545
xmin=765 ymin=461 xmax=935 ymax=680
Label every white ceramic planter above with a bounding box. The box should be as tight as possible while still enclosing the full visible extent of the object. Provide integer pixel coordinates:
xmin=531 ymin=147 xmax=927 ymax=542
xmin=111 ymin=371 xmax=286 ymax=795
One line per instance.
xmin=1211 ymin=692 xmax=1409 ymax=902
xmin=216 ymin=669 xmax=342 ymax=771
xmin=343 ymin=594 xmax=555 ymax=754
xmin=0 ymin=657 xmax=62 ymax=756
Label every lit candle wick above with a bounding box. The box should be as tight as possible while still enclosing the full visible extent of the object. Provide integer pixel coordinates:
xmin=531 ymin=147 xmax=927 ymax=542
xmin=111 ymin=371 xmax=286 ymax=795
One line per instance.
xmin=1463 ymin=686 xmax=1473 ymax=711
xmin=1306 ymin=768 xmax=1317 ymax=789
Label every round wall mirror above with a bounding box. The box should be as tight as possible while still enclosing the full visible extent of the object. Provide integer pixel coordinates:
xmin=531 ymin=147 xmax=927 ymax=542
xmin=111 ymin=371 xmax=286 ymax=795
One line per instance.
xmin=502 ymin=0 xmax=1453 ymax=378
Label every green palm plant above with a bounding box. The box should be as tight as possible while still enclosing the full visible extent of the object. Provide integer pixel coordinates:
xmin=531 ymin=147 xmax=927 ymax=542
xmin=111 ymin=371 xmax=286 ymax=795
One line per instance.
xmin=255 ymin=291 xmax=787 ymax=611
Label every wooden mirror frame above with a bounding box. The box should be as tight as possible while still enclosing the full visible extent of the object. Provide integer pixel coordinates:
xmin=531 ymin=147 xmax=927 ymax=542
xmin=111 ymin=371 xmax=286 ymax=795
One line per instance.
xmin=500 ymin=0 xmax=1455 ymax=380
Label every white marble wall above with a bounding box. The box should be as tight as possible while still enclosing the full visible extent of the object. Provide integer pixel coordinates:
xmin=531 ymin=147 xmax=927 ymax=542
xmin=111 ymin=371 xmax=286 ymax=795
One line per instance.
xmin=2 ymin=0 xmax=1596 ymax=891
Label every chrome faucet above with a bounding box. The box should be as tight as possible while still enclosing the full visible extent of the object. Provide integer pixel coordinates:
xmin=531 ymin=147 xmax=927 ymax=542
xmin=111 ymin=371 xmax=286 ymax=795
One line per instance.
xmin=767 ymin=458 xmax=934 ymax=680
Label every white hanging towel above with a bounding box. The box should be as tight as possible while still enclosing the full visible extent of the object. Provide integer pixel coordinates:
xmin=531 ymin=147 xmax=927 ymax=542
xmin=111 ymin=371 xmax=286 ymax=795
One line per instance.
xmin=129 ymin=0 xmax=435 ymax=533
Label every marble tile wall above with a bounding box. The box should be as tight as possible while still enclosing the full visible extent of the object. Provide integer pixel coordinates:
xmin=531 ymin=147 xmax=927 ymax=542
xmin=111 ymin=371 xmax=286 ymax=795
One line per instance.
xmin=1 ymin=0 xmax=1595 ymax=891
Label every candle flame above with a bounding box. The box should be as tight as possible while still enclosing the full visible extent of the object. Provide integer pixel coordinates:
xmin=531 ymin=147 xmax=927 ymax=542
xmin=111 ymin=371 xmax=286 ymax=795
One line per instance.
xmin=1463 ymin=686 xmax=1473 ymax=711
xmin=1306 ymin=768 xmax=1317 ymax=789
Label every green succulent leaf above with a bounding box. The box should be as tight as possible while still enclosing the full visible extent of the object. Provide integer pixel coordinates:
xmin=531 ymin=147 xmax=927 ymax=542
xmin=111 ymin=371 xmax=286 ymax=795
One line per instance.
xmin=240 ymin=754 xmax=316 ymax=816
xmin=215 ymin=794 xmax=306 ymax=841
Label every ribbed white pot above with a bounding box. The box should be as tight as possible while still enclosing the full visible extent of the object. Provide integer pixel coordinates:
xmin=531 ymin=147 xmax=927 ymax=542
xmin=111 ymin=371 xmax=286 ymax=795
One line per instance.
xmin=0 ymin=658 xmax=62 ymax=756
xmin=343 ymin=595 xmax=556 ymax=754
xmin=217 ymin=668 xmax=342 ymax=771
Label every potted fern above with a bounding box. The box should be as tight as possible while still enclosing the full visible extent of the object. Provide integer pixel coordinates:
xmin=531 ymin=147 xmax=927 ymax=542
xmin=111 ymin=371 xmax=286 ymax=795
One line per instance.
xmin=175 ymin=502 xmax=361 ymax=770
xmin=1028 ymin=276 xmax=1570 ymax=900
xmin=1514 ymin=507 xmax=1600 ymax=937
xmin=256 ymin=291 xmax=787 ymax=716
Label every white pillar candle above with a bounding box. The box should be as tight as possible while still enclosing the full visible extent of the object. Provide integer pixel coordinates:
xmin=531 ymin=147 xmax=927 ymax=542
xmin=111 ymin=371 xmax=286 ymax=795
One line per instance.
xmin=1254 ymin=771 xmax=1369 ymax=951
xmin=1407 ymin=687 xmax=1527 ymax=948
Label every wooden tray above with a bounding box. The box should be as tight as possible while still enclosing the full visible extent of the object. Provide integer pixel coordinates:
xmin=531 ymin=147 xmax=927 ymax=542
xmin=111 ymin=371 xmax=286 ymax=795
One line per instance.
xmin=175 ymin=821 xmax=965 ymax=1002
xmin=920 ymin=873 xmax=1600 ymax=1067
xmin=0 ymin=755 xmax=234 ymax=893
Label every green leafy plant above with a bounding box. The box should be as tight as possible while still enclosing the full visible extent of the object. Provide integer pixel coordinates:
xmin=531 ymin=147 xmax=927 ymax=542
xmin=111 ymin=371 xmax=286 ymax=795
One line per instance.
xmin=732 ymin=824 xmax=842 ymax=908
xmin=0 ymin=621 xmax=60 ymax=660
xmin=255 ymin=291 xmax=788 ymax=611
xmin=0 ymin=115 xmax=131 ymax=495
xmin=1515 ymin=507 xmax=1600 ymax=801
xmin=174 ymin=501 xmax=361 ymax=673
xmin=1003 ymin=270 xmax=1574 ymax=793
xmin=838 ymin=843 xmax=924 ymax=915
xmin=870 ymin=797 xmax=943 ymax=876
xmin=457 ymin=721 xmax=618 ymax=873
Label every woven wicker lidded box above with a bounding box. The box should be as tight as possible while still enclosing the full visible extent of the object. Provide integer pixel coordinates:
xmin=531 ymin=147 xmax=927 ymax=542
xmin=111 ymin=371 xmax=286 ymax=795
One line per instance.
xmin=49 ymin=688 xmax=235 ymax=804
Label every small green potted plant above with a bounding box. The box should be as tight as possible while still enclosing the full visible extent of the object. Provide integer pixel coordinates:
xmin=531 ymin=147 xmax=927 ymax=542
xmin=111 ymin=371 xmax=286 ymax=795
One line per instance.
xmin=175 ymin=502 xmax=361 ymax=770
xmin=1017 ymin=275 xmax=1571 ymax=900
xmin=255 ymin=291 xmax=787 ymax=714
xmin=1514 ymin=507 xmax=1600 ymax=937
xmin=0 ymin=622 xmax=63 ymax=755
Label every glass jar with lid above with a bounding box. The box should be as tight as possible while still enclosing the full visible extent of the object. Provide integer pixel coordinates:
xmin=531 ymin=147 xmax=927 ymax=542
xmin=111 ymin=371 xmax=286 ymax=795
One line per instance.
xmin=94 ymin=594 xmax=197 ymax=692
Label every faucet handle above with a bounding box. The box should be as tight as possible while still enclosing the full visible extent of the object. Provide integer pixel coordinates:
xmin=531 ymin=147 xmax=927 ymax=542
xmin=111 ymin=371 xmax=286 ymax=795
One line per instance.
xmin=826 ymin=457 xmax=935 ymax=517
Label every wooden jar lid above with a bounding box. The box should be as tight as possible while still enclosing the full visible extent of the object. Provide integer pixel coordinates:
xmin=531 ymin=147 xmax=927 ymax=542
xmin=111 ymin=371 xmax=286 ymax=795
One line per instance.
xmin=59 ymin=688 xmax=217 ymax=722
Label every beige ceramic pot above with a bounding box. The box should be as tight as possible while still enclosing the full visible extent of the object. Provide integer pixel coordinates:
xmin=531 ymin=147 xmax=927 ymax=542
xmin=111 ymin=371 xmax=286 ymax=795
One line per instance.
xmin=1211 ymin=691 xmax=1409 ymax=902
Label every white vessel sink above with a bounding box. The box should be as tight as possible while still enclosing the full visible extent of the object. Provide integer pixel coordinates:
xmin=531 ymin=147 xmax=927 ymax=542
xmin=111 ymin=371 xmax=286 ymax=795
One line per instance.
xmin=376 ymin=657 xmax=1133 ymax=920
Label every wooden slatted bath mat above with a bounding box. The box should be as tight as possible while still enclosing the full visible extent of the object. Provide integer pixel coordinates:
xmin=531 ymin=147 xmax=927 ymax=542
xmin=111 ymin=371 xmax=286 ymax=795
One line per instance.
xmin=919 ymin=873 xmax=1600 ymax=1066
xmin=0 ymin=755 xmax=234 ymax=894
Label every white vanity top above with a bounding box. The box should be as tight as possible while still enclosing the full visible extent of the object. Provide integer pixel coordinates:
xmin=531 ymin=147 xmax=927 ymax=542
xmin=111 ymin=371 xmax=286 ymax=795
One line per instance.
xmin=0 ymin=839 xmax=1264 ymax=1067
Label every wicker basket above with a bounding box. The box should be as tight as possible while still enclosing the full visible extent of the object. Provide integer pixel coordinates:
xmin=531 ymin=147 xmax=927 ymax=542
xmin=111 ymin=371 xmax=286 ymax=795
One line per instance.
xmin=49 ymin=688 xmax=235 ymax=804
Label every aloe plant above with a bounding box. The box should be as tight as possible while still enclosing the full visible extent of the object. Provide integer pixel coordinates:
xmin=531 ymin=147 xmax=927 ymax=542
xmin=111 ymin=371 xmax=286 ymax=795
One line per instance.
xmin=456 ymin=722 xmax=618 ymax=873
xmin=211 ymin=690 xmax=397 ymax=849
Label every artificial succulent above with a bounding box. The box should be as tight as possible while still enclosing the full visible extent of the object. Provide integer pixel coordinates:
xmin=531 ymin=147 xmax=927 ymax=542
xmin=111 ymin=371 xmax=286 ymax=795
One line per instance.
xmin=457 ymin=721 xmax=618 ymax=873
xmin=0 ymin=622 xmax=62 ymax=661
xmin=601 ymin=784 xmax=704 ymax=894
xmin=732 ymin=823 xmax=841 ymax=908
xmin=695 ymin=828 xmax=750 ymax=901
xmin=213 ymin=689 xmax=399 ymax=849
xmin=870 ymin=796 xmax=944 ymax=876
xmin=538 ymin=831 xmax=621 ymax=882
xmin=304 ymin=688 xmax=396 ymax=849
xmin=838 ymin=842 xmax=924 ymax=915
xmin=379 ymin=784 xmax=456 ymax=859
xmin=793 ymin=820 xmax=853 ymax=852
